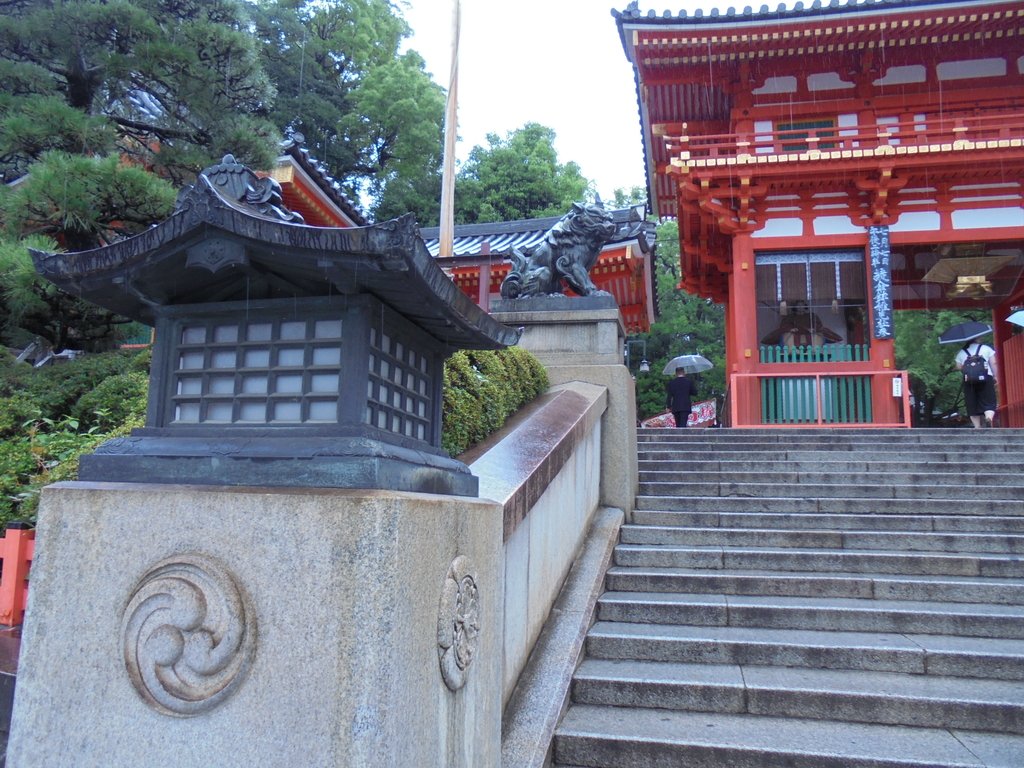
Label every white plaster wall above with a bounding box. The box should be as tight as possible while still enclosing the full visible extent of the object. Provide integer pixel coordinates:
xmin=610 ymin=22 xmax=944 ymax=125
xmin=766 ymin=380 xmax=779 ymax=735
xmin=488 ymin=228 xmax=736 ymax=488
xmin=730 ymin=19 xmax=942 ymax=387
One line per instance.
xmin=814 ymin=216 xmax=864 ymax=236
xmin=937 ymin=58 xmax=1006 ymax=80
xmin=889 ymin=211 xmax=941 ymax=232
xmin=952 ymin=207 xmax=1024 ymax=229
xmin=754 ymin=217 xmax=803 ymax=238
xmin=501 ymin=421 xmax=602 ymax=704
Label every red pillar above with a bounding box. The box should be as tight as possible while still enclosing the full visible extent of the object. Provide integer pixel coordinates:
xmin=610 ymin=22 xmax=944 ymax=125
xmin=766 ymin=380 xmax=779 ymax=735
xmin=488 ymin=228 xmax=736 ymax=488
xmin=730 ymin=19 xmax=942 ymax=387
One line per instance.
xmin=0 ymin=524 xmax=34 ymax=626
xmin=727 ymin=232 xmax=758 ymax=375
xmin=727 ymin=232 xmax=758 ymax=426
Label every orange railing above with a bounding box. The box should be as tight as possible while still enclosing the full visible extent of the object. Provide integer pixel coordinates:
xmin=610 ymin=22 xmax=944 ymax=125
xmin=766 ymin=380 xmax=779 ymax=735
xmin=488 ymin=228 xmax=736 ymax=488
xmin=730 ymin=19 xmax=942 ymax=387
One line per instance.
xmin=1000 ymin=333 xmax=1024 ymax=428
xmin=667 ymin=110 xmax=1024 ymax=163
xmin=0 ymin=525 xmax=34 ymax=627
xmin=731 ymin=370 xmax=911 ymax=428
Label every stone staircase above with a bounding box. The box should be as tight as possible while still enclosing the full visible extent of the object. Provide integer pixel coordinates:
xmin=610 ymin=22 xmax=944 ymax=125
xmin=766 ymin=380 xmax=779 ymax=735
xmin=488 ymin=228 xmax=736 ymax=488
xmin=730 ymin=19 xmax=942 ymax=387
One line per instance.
xmin=553 ymin=428 xmax=1024 ymax=767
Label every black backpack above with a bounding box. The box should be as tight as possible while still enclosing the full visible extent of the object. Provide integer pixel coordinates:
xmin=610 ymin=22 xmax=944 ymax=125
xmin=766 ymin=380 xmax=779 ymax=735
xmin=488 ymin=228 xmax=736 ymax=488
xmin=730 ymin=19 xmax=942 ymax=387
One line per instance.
xmin=961 ymin=344 xmax=989 ymax=384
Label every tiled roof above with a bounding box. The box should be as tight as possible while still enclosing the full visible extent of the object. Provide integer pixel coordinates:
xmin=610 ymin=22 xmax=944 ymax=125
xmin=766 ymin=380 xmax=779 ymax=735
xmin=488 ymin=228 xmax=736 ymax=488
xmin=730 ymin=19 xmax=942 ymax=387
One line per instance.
xmin=612 ymin=0 xmax=986 ymax=26
xmin=31 ymin=156 xmax=518 ymax=349
xmin=278 ymin=131 xmax=366 ymax=227
xmin=419 ymin=206 xmax=655 ymax=259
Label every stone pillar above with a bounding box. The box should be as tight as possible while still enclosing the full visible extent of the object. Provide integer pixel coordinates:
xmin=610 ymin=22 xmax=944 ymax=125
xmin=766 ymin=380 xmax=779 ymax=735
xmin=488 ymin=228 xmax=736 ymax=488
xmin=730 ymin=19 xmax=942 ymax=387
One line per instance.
xmin=491 ymin=295 xmax=638 ymax=518
xmin=8 ymin=483 xmax=504 ymax=768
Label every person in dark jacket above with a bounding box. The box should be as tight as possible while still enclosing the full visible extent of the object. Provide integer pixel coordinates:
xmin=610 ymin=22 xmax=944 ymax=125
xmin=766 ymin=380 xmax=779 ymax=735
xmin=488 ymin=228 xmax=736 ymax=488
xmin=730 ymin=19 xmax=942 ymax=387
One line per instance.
xmin=666 ymin=367 xmax=696 ymax=428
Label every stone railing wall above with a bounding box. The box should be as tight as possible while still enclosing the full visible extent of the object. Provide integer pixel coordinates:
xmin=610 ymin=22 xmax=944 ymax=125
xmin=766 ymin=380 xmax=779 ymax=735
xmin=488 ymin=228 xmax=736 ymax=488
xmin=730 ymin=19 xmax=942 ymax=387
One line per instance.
xmin=465 ymin=381 xmax=607 ymax=704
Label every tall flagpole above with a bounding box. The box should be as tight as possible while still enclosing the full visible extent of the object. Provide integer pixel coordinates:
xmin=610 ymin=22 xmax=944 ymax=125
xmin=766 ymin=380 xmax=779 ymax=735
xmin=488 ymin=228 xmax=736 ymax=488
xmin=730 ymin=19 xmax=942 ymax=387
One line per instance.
xmin=438 ymin=0 xmax=460 ymax=258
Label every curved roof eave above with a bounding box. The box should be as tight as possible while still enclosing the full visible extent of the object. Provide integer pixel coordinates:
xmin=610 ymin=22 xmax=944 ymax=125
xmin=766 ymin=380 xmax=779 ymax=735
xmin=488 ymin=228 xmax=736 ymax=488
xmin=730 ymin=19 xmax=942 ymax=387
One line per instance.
xmin=30 ymin=168 xmax=518 ymax=350
xmin=612 ymin=0 xmax=1004 ymax=30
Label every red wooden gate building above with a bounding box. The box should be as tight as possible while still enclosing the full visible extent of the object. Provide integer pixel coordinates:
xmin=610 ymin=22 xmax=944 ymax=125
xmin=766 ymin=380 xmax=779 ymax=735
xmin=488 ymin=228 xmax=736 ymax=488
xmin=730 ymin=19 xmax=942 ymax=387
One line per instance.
xmin=615 ymin=0 xmax=1024 ymax=426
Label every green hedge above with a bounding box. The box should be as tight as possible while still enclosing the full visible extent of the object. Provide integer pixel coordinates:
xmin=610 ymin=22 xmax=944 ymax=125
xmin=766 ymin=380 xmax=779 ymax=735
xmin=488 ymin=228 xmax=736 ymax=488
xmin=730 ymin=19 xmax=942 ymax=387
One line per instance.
xmin=441 ymin=346 xmax=548 ymax=457
xmin=0 ymin=344 xmax=548 ymax=525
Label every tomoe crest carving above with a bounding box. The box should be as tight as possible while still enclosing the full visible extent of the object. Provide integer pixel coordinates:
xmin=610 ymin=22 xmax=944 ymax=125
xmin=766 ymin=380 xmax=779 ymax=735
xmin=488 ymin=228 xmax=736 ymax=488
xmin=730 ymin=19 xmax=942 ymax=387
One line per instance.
xmin=437 ymin=555 xmax=480 ymax=691
xmin=121 ymin=554 xmax=257 ymax=716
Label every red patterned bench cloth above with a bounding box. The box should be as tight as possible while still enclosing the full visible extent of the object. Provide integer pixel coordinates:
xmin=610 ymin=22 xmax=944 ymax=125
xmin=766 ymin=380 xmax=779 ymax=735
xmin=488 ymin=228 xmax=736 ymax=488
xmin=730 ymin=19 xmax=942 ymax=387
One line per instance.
xmin=641 ymin=399 xmax=716 ymax=429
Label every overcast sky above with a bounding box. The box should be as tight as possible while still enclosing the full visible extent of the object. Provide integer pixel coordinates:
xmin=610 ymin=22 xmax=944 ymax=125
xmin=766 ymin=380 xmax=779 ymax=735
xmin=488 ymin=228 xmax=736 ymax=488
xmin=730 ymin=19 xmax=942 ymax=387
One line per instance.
xmin=400 ymin=0 xmax=659 ymax=201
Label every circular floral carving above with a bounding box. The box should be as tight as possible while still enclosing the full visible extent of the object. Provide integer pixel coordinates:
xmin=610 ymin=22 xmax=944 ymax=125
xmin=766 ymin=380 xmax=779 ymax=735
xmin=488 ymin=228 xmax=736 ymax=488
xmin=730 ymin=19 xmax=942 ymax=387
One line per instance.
xmin=121 ymin=554 xmax=256 ymax=717
xmin=437 ymin=556 xmax=480 ymax=691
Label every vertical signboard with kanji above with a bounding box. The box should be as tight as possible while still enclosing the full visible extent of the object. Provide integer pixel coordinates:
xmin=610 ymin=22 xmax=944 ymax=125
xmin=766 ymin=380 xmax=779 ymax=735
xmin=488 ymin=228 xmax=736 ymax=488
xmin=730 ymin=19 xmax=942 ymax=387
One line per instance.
xmin=869 ymin=225 xmax=892 ymax=340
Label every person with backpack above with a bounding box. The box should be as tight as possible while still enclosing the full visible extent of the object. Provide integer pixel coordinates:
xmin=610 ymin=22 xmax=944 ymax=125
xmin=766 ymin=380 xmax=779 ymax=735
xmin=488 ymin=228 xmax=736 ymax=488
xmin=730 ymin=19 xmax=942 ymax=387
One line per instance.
xmin=956 ymin=340 xmax=998 ymax=427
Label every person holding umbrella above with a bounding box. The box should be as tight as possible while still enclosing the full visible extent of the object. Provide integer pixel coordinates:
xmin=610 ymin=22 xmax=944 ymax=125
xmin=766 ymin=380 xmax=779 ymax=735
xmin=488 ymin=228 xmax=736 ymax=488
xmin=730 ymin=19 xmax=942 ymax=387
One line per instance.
xmin=940 ymin=321 xmax=998 ymax=428
xmin=666 ymin=367 xmax=697 ymax=428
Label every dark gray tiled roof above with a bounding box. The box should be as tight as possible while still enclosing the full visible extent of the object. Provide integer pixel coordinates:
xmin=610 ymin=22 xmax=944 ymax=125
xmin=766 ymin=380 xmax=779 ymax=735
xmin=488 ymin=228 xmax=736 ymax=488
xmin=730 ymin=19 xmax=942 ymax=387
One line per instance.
xmin=30 ymin=157 xmax=517 ymax=350
xmin=419 ymin=206 xmax=655 ymax=259
xmin=279 ymin=131 xmax=366 ymax=226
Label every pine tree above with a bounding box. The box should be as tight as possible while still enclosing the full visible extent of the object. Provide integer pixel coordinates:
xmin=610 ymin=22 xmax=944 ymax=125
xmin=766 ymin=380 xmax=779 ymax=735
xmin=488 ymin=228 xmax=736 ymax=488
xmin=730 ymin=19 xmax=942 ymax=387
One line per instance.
xmin=0 ymin=0 xmax=278 ymax=348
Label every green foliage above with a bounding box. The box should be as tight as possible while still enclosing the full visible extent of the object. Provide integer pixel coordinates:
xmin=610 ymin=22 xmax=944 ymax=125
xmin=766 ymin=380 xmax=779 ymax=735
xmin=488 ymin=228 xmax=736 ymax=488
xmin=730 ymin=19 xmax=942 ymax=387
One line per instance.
xmin=0 ymin=348 xmax=150 ymax=524
xmin=346 ymin=50 xmax=445 ymax=224
xmin=0 ymin=0 xmax=278 ymax=184
xmin=0 ymin=438 xmax=37 ymax=522
xmin=9 ymin=411 xmax=143 ymax=524
xmin=252 ymin=0 xmax=445 ymax=224
xmin=0 ymin=348 xmax=142 ymax=423
xmin=629 ymin=220 xmax=727 ymax=420
xmin=0 ymin=0 xmax=275 ymax=347
xmin=72 ymin=370 xmax=149 ymax=431
xmin=894 ymin=308 xmax=989 ymax=425
xmin=0 ymin=160 xmax=169 ymax=348
xmin=441 ymin=346 xmax=548 ymax=457
xmin=454 ymin=123 xmax=591 ymax=224
xmin=611 ymin=186 xmax=648 ymax=208
xmin=1 ymin=152 xmax=177 ymax=244
xmin=0 ymin=393 xmax=39 ymax=438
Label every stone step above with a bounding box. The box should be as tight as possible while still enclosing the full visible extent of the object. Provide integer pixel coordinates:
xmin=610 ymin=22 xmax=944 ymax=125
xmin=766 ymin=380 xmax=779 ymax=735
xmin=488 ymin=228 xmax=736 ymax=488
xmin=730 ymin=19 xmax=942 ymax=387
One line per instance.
xmin=615 ymin=544 xmax=1024 ymax=578
xmin=638 ymin=437 xmax=1024 ymax=446
xmin=555 ymin=429 xmax=1024 ymax=767
xmin=638 ymin=448 xmax=1017 ymax=463
xmin=639 ymin=459 xmax=1019 ymax=474
xmin=572 ymin=658 xmax=1024 ymax=734
xmin=619 ymin=524 xmax=1024 ymax=554
xmin=637 ymin=430 xmax=1024 ymax=444
xmin=597 ymin=591 xmax=1024 ymax=638
xmin=631 ymin=509 xmax=1024 ymax=533
xmin=554 ymin=705 xmax=1024 ymax=768
xmin=637 ymin=427 xmax=1024 ymax=440
xmin=586 ymin=621 xmax=1024 ymax=680
xmin=637 ymin=480 xmax=1024 ymax=501
xmin=639 ymin=469 xmax=1023 ymax=487
xmin=636 ymin=438 xmax=1024 ymax=450
xmin=605 ymin=566 xmax=1024 ymax=605
xmin=634 ymin=494 xmax=1024 ymax=516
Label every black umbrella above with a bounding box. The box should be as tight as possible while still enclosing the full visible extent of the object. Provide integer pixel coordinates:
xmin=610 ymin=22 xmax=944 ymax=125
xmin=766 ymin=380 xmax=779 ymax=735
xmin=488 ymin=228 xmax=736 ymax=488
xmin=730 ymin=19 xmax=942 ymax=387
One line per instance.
xmin=938 ymin=321 xmax=992 ymax=345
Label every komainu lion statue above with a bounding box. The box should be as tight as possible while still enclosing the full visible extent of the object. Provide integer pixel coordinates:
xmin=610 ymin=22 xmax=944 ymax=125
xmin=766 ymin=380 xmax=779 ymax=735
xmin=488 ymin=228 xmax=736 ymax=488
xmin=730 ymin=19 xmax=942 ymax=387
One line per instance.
xmin=499 ymin=201 xmax=617 ymax=299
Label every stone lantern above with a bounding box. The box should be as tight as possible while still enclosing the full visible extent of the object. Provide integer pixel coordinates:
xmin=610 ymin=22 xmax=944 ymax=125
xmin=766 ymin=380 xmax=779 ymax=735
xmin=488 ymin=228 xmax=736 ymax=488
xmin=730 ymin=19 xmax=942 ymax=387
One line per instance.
xmin=30 ymin=155 xmax=519 ymax=496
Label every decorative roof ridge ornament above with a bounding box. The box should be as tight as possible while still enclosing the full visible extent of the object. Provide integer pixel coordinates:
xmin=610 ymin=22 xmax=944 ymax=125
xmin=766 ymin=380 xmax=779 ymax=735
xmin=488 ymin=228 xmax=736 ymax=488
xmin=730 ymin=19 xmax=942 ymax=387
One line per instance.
xmin=499 ymin=198 xmax=618 ymax=300
xmin=175 ymin=154 xmax=304 ymax=224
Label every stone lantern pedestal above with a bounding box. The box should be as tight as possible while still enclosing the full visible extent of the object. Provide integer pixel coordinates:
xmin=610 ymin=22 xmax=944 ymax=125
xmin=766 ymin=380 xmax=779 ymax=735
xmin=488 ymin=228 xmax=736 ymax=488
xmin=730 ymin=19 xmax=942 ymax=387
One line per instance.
xmin=491 ymin=294 xmax=638 ymax=517
xmin=8 ymin=157 xmax=516 ymax=767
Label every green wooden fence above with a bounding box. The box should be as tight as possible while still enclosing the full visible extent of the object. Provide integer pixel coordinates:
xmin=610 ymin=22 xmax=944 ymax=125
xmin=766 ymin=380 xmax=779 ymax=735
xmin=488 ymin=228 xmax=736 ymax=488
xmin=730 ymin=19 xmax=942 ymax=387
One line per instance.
xmin=760 ymin=344 xmax=869 ymax=364
xmin=760 ymin=375 xmax=873 ymax=425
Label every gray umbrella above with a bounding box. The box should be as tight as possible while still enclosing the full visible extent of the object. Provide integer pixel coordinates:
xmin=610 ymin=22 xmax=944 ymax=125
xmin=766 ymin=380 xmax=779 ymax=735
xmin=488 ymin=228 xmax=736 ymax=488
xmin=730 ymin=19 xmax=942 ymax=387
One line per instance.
xmin=663 ymin=354 xmax=713 ymax=375
xmin=938 ymin=321 xmax=992 ymax=345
